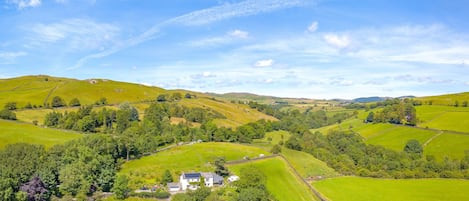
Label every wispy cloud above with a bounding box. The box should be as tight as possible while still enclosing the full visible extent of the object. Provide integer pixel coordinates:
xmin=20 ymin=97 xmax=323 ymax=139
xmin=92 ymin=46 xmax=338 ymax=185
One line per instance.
xmin=323 ymin=34 xmax=351 ymax=49
xmin=189 ymin=29 xmax=249 ymax=47
xmin=255 ymin=59 xmax=274 ymax=67
xmin=0 ymin=51 xmax=27 ymax=64
xmin=307 ymin=21 xmax=318 ymax=32
xmin=28 ymin=19 xmax=120 ymax=51
xmin=70 ymin=0 xmax=309 ymax=69
xmin=7 ymin=0 xmax=40 ymax=9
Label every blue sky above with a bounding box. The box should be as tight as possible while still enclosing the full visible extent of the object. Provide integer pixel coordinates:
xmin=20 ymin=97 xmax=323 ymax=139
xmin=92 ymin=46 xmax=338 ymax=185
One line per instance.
xmin=1 ymin=0 xmax=469 ymax=99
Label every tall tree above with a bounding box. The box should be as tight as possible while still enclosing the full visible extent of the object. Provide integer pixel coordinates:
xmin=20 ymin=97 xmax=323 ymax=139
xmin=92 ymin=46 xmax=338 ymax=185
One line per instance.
xmin=112 ymin=175 xmax=130 ymax=200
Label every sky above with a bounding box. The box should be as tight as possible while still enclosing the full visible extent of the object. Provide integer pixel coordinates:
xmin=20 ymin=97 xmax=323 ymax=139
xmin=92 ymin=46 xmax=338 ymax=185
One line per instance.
xmin=1 ymin=0 xmax=469 ymax=99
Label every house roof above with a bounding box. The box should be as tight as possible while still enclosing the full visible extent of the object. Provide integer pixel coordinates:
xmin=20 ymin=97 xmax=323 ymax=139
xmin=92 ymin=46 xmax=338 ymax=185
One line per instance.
xmin=201 ymin=172 xmax=224 ymax=184
xmin=182 ymin=172 xmax=201 ymax=179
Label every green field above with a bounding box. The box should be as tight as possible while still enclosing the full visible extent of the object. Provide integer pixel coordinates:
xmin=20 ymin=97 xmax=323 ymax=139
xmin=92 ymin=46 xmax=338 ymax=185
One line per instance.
xmin=425 ymin=133 xmax=469 ymax=160
xmin=253 ymin=130 xmax=291 ymax=145
xmin=228 ymin=157 xmax=318 ymax=201
xmin=313 ymin=176 xmax=469 ymax=201
xmin=0 ymin=120 xmax=83 ymax=148
xmin=365 ymin=126 xmax=437 ymax=151
xmin=417 ymin=92 xmax=469 ymax=106
xmin=119 ymin=142 xmax=269 ymax=189
xmin=281 ymin=148 xmax=338 ymax=178
xmin=419 ymin=112 xmax=469 ymax=133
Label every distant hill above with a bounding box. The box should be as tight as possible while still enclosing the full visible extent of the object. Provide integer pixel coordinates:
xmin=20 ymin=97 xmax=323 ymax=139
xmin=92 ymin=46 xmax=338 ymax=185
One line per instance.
xmin=207 ymin=92 xmax=316 ymax=105
xmin=352 ymin=95 xmax=416 ymax=103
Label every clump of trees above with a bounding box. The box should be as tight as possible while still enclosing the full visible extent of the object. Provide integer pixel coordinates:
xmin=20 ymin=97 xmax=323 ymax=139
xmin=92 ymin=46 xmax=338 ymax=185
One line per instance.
xmin=365 ymin=100 xmax=417 ymax=126
xmin=0 ymin=103 xmax=17 ymax=120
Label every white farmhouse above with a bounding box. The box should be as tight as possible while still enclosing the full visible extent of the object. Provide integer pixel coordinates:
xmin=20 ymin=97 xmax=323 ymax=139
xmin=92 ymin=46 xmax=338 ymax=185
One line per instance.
xmin=179 ymin=172 xmax=224 ymax=190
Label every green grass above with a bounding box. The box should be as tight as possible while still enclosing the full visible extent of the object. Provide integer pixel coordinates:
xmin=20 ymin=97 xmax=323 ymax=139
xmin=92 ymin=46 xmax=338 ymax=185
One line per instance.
xmin=313 ymin=176 xmax=469 ymax=201
xmin=419 ymin=112 xmax=469 ymax=133
xmin=119 ymin=142 xmax=269 ymax=189
xmin=0 ymin=120 xmax=83 ymax=149
xmin=365 ymin=126 xmax=437 ymax=151
xmin=253 ymin=130 xmax=291 ymax=145
xmin=417 ymin=92 xmax=469 ymax=106
xmin=425 ymin=132 xmax=469 ymax=160
xmin=281 ymin=148 xmax=338 ymax=178
xmin=228 ymin=157 xmax=318 ymax=201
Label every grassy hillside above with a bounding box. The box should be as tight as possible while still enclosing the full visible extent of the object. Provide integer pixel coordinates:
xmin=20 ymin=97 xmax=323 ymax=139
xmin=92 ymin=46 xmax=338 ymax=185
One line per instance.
xmin=119 ymin=142 xmax=269 ymax=189
xmin=313 ymin=176 xmax=469 ymax=201
xmin=0 ymin=120 xmax=83 ymax=148
xmin=1 ymin=75 xmax=276 ymax=128
xmin=0 ymin=75 xmax=166 ymax=107
xmin=281 ymin=148 xmax=338 ymax=178
xmin=253 ymin=130 xmax=338 ymax=178
xmin=228 ymin=157 xmax=318 ymax=201
xmin=417 ymin=92 xmax=469 ymax=106
xmin=424 ymin=132 xmax=469 ymax=160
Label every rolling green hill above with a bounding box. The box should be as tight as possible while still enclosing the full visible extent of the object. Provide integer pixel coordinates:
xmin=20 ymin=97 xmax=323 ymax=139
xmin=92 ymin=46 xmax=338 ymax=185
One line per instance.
xmin=0 ymin=119 xmax=83 ymax=148
xmin=417 ymin=92 xmax=469 ymax=106
xmin=313 ymin=176 xmax=469 ymax=201
xmin=1 ymin=75 xmax=276 ymax=128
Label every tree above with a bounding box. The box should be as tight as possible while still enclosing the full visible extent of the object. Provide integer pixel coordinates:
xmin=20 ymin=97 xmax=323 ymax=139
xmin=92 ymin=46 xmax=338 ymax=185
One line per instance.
xmin=20 ymin=177 xmax=49 ymax=201
xmin=112 ymin=175 xmax=130 ymax=200
xmin=161 ymin=170 xmax=173 ymax=185
xmin=270 ymin=144 xmax=282 ymax=154
xmin=51 ymin=96 xmax=66 ymax=108
xmin=0 ymin=109 xmax=16 ymax=120
xmin=95 ymin=97 xmax=108 ymax=105
xmin=184 ymin=93 xmax=192 ymax=99
xmin=0 ymin=178 xmax=15 ymax=201
xmin=157 ymin=94 xmax=167 ymax=102
xmin=69 ymin=98 xmax=81 ymax=107
xmin=366 ymin=112 xmax=374 ymax=123
xmin=4 ymin=102 xmax=16 ymax=110
xmin=285 ymin=136 xmax=302 ymax=151
xmin=463 ymin=101 xmax=468 ymax=107
xmin=404 ymin=139 xmax=423 ymax=157
xmin=454 ymin=100 xmax=459 ymax=107
xmin=214 ymin=157 xmax=229 ymax=177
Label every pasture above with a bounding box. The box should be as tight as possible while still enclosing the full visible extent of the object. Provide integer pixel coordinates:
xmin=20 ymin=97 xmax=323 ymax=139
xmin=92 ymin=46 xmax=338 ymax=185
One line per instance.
xmin=424 ymin=132 xmax=469 ymax=160
xmin=365 ymin=126 xmax=437 ymax=151
xmin=281 ymin=148 xmax=338 ymax=178
xmin=0 ymin=120 xmax=83 ymax=148
xmin=228 ymin=157 xmax=318 ymax=201
xmin=312 ymin=176 xmax=469 ymax=201
xmin=119 ymin=142 xmax=269 ymax=189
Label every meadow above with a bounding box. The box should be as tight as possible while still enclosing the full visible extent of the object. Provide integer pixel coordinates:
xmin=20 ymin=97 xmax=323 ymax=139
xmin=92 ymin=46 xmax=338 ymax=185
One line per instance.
xmin=416 ymin=92 xmax=469 ymax=106
xmin=119 ymin=142 xmax=269 ymax=189
xmin=364 ymin=126 xmax=437 ymax=151
xmin=0 ymin=120 xmax=83 ymax=148
xmin=424 ymin=132 xmax=469 ymax=160
xmin=228 ymin=157 xmax=318 ymax=201
xmin=312 ymin=176 xmax=469 ymax=201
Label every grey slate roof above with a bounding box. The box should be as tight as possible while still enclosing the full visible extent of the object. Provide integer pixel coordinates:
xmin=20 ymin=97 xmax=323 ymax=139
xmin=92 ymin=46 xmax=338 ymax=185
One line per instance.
xmin=182 ymin=172 xmax=201 ymax=179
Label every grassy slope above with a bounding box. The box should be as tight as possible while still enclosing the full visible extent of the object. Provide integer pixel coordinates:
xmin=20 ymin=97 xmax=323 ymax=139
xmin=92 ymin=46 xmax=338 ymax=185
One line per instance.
xmin=228 ymin=157 xmax=318 ymax=201
xmin=0 ymin=120 xmax=82 ymax=149
xmin=425 ymin=132 xmax=469 ymax=160
xmin=417 ymin=92 xmax=469 ymax=106
xmin=119 ymin=142 xmax=269 ymax=189
xmin=2 ymin=75 xmax=276 ymax=128
xmin=313 ymin=176 xmax=469 ymax=201
xmin=365 ymin=126 xmax=437 ymax=151
xmin=281 ymin=148 xmax=338 ymax=178
xmin=253 ymin=131 xmax=338 ymax=178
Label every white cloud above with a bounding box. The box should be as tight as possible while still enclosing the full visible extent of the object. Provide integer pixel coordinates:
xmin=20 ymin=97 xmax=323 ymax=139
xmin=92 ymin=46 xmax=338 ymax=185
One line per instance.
xmin=323 ymin=34 xmax=351 ymax=49
xmin=255 ymin=59 xmax=274 ymax=67
xmin=307 ymin=21 xmax=318 ymax=32
xmin=72 ymin=0 xmax=309 ymax=69
xmin=189 ymin=29 xmax=249 ymax=47
xmin=0 ymin=51 xmax=27 ymax=64
xmin=28 ymin=18 xmax=119 ymax=50
xmin=203 ymin=71 xmax=213 ymax=77
xmin=229 ymin=30 xmax=249 ymax=39
xmin=7 ymin=0 xmax=41 ymax=9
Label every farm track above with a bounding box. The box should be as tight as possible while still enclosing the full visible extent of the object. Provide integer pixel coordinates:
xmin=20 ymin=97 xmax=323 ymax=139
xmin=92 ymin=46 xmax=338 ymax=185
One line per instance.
xmin=423 ymin=131 xmax=443 ymax=147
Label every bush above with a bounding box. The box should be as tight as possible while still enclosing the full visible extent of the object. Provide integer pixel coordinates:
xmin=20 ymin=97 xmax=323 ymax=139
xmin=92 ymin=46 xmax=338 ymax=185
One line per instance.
xmin=0 ymin=109 xmax=16 ymax=120
xmin=129 ymin=191 xmax=171 ymax=199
